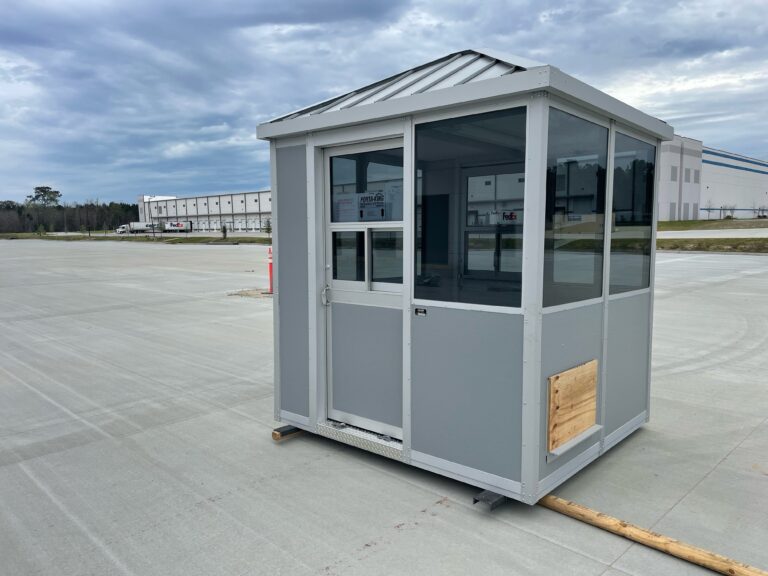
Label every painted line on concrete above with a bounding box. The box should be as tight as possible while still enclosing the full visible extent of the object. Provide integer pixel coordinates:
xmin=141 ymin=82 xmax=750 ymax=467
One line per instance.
xmin=0 ymin=363 xmax=111 ymax=440
xmin=18 ymin=462 xmax=138 ymax=576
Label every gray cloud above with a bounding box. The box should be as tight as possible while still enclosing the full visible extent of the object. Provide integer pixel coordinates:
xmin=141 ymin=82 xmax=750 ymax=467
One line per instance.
xmin=1 ymin=0 xmax=766 ymax=203
xmin=650 ymin=38 xmax=735 ymax=58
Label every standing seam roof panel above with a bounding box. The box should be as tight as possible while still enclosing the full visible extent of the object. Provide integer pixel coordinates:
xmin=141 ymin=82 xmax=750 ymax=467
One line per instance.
xmin=426 ymin=57 xmax=496 ymax=90
xmin=408 ymin=54 xmax=486 ymax=96
xmin=344 ymin=55 xmax=464 ymax=109
xmin=321 ymin=59 xmax=449 ymax=115
xmin=380 ymin=53 xmax=480 ymax=102
xmin=269 ymin=50 xmax=532 ymax=123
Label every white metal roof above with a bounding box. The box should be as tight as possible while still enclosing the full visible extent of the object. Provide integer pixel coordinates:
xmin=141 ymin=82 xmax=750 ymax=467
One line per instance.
xmin=258 ymin=49 xmax=673 ymax=141
xmin=270 ymin=49 xmax=539 ymax=123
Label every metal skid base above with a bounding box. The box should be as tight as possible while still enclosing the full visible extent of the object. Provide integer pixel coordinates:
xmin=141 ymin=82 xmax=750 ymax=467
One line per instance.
xmin=473 ymin=490 xmax=507 ymax=511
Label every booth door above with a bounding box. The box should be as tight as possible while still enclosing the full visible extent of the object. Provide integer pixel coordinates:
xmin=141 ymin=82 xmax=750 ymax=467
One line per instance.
xmin=324 ymin=143 xmax=404 ymax=440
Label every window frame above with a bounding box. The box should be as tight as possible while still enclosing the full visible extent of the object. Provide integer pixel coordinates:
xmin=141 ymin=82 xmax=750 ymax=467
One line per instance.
xmin=325 ymin=138 xmax=405 ymax=295
xmin=411 ymin=99 xmax=530 ymax=313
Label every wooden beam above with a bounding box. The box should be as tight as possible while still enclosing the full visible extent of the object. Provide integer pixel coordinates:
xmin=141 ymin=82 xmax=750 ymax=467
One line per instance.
xmin=539 ymin=495 xmax=768 ymax=576
xmin=271 ymin=425 xmax=303 ymax=442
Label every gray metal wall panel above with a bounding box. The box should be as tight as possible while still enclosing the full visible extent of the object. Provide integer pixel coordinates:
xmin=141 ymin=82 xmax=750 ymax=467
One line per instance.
xmin=276 ymin=145 xmax=309 ymax=417
xmin=539 ymin=303 xmax=603 ymax=478
xmin=331 ymin=303 xmax=403 ymax=428
xmin=411 ymin=307 xmax=523 ymax=481
xmin=605 ymin=293 xmax=651 ymax=435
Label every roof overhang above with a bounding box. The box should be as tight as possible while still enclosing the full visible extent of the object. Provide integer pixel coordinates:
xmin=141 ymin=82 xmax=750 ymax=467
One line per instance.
xmin=257 ymin=66 xmax=673 ymax=142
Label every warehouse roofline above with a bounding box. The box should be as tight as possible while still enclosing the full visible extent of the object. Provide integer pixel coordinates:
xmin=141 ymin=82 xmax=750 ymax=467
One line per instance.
xmin=703 ymin=148 xmax=768 ymax=169
xmin=139 ymin=190 xmax=270 ymax=203
xmin=702 ymin=159 xmax=768 ymax=176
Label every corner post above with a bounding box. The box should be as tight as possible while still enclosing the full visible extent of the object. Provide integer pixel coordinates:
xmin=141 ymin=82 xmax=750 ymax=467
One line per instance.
xmin=307 ymin=134 xmax=325 ymax=432
xmin=402 ymin=115 xmax=414 ymax=463
xmin=647 ymin=139 xmax=663 ymax=421
xmin=520 ymin=91 xmax=549 ymax=503
xmin=270 ymin=140 xmax=281 ymax=421
xmin=599 ymin=120 xmax=617 ymax=449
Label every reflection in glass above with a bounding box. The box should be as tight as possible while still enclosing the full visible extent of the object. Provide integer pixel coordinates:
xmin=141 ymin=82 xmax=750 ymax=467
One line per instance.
xmin=499 ymin=234 xmax=523 ymax=273
xmin=610 ymin=134 xmax=656 ymax=294
xmin=415 ymin=107 xmax=527 ymax=307
xmin=331 ymin=149 xmax=403 ymax=222
xmin=466 ymin=233 xmax=495 ymax=272
xmin=543 ymin=108 xmax=608 ymax=307
xmin=371 ymin=231 xmax=403 ymax=284
xmin=333 ymin=231 xmax=365 ymax=281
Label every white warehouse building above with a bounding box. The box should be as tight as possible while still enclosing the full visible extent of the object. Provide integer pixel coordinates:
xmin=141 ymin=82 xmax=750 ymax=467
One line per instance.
xmin=138 ymin=191 xmax=272 ymax=232
xmin=658 ymin=135 xmax=768 ymax=221
xmin=135 ymin=137 xmax=767 ymax=228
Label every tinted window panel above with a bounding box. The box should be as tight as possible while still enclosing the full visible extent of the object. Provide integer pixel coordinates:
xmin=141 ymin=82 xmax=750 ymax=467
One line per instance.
xmin=609 ymin=133 xmax=656 ymax=294
xmin=331 ymin=149 xmax=403 ymax=222
xmin=543 ymin=108 xmax=608 ymax=307
xmin=371 ymin=230 xmax=403 ymax=284
xmin=333 ymin=231 xmax=365 ymax=281
xmin=415 ymin=107 xmax=526 ymax=307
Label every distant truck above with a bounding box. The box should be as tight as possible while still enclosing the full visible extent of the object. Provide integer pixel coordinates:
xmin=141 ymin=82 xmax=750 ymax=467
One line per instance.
xmin=161 ymin=221 xmax=192 ymax=233
xmin=116 ymin=222 xmax=155 ymax=234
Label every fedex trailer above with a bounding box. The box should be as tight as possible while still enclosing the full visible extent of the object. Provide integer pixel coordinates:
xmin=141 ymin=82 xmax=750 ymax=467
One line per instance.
xmin=162 ymin=221 xmax=192 ymax=233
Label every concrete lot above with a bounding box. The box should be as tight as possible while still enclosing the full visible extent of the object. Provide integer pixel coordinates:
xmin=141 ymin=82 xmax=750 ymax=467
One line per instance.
xmin=0 ymin=240 xmax=766 ymax=576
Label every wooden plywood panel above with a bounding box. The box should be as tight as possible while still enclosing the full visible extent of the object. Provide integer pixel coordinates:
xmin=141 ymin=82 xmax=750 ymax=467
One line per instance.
xmin=548 ymin=359 xmax=598 ymax=452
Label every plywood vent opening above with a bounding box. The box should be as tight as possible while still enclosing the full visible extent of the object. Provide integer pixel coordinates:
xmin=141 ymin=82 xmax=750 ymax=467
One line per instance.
xmin=547 ymin=359 xmax=598 ymax=452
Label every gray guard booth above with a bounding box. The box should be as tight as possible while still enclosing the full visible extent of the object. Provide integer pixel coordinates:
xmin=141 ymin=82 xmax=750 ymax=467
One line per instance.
xmin=257 ymin=49 xmax=673 ymax=504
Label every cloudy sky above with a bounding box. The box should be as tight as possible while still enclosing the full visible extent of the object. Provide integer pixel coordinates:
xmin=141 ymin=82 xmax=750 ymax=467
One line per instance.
xmin=2 ymin=0 xmax=766 ymax=204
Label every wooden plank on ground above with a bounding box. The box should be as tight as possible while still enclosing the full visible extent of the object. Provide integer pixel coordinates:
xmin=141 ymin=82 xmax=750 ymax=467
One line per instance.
xmin=539 ymin=495 xmax=768 ymax=576
xmin=547 ymin=359 xmax=598 ymax=452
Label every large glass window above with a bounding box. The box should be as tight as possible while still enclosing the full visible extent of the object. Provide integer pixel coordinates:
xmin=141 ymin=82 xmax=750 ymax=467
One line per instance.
xmin=543 ymin=108 xmax=608 ymax=307
xmin=414 ymin=107 xmax=526 ymax=307
xmin=610 ymin=133 xmax=656 ymax=294
xmin=331 ymin=149 xmax=403 ymax=222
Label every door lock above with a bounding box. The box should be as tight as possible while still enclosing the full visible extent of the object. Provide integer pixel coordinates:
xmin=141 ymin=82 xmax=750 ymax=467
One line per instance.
xmin=321 ymin=285 xmax=331 ymax=306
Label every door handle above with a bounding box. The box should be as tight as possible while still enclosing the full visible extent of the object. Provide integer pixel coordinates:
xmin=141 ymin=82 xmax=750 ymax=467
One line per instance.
xmin=321 ymin=285 xmax=331 ymax=307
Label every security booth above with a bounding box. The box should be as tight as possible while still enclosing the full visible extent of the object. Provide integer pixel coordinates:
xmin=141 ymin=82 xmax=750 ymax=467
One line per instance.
xmin=257 ymin=49 xmax=673 ymax=505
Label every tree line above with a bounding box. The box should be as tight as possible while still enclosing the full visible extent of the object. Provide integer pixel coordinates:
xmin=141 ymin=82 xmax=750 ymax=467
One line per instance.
xmin=0 ymin=187 xmax=138 ymax=233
